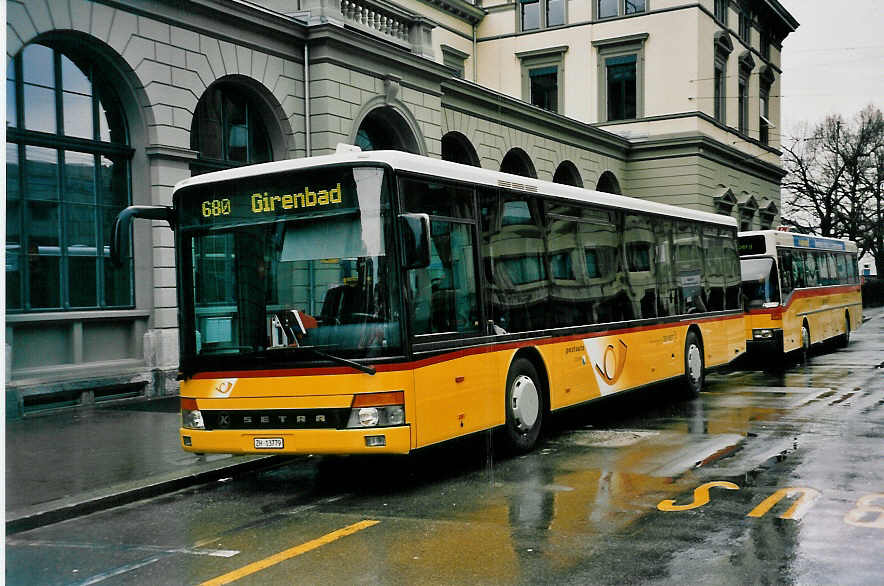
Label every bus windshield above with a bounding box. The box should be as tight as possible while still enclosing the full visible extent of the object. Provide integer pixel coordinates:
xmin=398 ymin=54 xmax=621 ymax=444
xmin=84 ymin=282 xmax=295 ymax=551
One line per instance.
xmin=179 ymin=166 xmax=402 ymax=364
xmin=740 ymin=257 xmax=780 ymax=308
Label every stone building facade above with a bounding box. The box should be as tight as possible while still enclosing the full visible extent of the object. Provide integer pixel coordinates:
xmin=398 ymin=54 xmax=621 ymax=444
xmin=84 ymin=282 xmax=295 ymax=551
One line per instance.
xmin=4 ymin=0 xmax=796 ymax=413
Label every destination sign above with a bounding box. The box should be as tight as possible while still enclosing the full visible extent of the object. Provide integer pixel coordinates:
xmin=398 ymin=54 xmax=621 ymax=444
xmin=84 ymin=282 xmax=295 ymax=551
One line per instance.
xmin=177 ymin=167 xmax=367 ymax=229
xmin=792 ymin=235 xmax=846 ymax=251
xmin=737 ymin=235 xmax=767 ymax=256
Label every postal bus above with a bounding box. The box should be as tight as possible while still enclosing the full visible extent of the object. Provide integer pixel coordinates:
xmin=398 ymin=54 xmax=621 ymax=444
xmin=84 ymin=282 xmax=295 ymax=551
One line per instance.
xmin=738 ymin=230 xmax=861 ymax=359
xmin=114 ymin=148 xmax=745 ymax=456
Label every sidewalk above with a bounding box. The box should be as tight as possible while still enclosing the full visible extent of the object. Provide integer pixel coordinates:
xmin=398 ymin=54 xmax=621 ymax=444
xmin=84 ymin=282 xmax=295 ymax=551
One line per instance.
xmin=5 ymin=396 xmax=284 ymax=534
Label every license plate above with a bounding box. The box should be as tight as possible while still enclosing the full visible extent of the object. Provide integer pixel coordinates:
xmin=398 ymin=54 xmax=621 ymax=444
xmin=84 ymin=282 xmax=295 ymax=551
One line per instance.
xmin=254 ymin=437 xmax=284 ymax=449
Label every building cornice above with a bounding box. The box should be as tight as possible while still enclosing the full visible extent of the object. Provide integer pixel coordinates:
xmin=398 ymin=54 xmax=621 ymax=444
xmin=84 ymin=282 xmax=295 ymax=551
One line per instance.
xmin=629 ymin=133 xmax=785 ymax=182
xmin=411 ymin=0 xmax=486 ymax=25
xmin=441 ymin=78 xmax=631 ymax=158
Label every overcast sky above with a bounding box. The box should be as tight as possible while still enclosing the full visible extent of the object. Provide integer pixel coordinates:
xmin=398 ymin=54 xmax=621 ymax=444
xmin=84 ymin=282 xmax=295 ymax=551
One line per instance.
xmin=778 ymin=0 xmax=884 ymax=137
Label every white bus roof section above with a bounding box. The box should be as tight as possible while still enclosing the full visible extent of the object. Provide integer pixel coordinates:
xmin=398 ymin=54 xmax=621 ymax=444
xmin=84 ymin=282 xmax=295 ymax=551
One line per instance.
xmin=740 ymin=229 xmax=858 ymax=253
xmin=174 ymin=150 xmax=738 ymax=228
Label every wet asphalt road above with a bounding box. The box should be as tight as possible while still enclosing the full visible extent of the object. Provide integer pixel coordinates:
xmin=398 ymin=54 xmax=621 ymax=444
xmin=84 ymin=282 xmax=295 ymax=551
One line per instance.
xmin=6 ymin=312 xmax=884 ymax=585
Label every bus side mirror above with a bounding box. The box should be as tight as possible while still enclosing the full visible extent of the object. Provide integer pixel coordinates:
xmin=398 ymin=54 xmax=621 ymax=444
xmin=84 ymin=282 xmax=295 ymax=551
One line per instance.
xmin=399 ymin=213 xmax=431 ymax=270
xmin=112 ymin=205 xmax=174 ymax=267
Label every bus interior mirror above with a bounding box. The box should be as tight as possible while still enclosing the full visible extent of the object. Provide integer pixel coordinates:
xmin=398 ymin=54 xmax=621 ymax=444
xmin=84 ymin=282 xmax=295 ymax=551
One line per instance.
xmin=112 ymin=205 xmax=174 ymax=267
xmin=399 ymin=213 xmax=431 ymax=270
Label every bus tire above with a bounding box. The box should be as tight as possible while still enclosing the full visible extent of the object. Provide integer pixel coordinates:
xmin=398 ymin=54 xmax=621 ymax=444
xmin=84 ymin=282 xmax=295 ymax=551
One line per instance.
xmin=837 ymin=313 xmax=851 ymax=348
xmin=500 ymin=357 xmax=544 ymax=454
xmin=683 ymin=330 xmax=704 ymax=398
xmin=800 ymin=321 xmax=811 ymax=362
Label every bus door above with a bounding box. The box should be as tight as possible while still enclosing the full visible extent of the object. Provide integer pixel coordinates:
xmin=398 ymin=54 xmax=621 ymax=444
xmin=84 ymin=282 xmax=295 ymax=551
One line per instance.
xmin=400 ymin=178 xmax=496 ymax=447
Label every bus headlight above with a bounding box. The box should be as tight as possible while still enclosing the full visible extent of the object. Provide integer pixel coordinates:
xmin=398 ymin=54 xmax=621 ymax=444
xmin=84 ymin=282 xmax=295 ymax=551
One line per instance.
xmin=752 ymin=328 xmax=775 ymax=340
xmin=346 ymin=391 xmax=406 ymax=428
xmin=358 ymin=408 xmax=380 ymax=427
xmin=181 ymin=398 xmax=205 ymax=430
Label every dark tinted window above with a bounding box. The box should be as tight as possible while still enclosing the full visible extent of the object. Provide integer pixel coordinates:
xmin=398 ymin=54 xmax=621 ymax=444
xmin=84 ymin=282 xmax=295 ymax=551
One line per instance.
xmin=738 ymin=235 xmax=767 ymax=256
xmin=401 ymin=179 xmax=474 ymax=219
xmin=778 ymin=249 xmax=794 ymax=298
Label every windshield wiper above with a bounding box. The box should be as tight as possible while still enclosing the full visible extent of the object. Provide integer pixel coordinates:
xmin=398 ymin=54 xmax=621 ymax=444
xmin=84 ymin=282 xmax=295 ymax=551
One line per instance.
xmin=268 ymin=346 xmax=376 ymax=375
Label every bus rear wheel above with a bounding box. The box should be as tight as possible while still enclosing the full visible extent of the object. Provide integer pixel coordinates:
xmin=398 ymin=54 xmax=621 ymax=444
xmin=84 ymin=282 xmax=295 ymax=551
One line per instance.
xmin=500 ymin=358 xmax=544 ymax=454
xmin=683 ymin=331 xmax=704 ymax=398
xmin=800 ymin=321 xmax=811 ymax=362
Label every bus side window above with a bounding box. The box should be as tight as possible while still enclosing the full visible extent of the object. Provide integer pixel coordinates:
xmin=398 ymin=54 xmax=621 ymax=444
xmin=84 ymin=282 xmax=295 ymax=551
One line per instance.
xmin=848 ymin=254 xmax=858 ymax=284
xmin=624 ymin=214 xmax=656 ymax=319
xmin=403 ymin=178 xmax=480 ymax=336
xmin=835 ymin=253 xmax=847 ymax=284
xmin=778 ymin=249 xmax=794 ymax=298
xmin=653 ymin=218 xmax=676 ymax=317
xmin=723 ymin=229 xmax=741 ymax=310
xmin=825 ymin=253 xmax=838 ymax=286
xmin=804 ymin=251 xmax=819 ymax=287
xmin=792 ymin=250 xmax=806 ymax=289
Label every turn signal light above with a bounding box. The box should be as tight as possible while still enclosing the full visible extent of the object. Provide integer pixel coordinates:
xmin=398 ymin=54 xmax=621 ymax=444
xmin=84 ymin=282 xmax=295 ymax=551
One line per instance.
xmin=347 ymin=391 xmax=406 ymax=428
xmin=181 ymin=398 xmax=205 ymax=430
xmin=351 ymin=391 xmax=404 ymax=407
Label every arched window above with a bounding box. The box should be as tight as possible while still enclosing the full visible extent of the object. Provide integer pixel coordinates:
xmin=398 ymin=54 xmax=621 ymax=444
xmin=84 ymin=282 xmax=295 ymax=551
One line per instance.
xmin=596 ymin=170 xmax=621 ymax=194
xmin=441 ymin=132 xmax=480 ymax=167
xmin=191 ymin=83 xmax=272 ymax=174
xmin=6 ymin=43 xmax=133 ymax=311
xmin=500 ymin=148 xmax=537 ymax=178
xmin=553 ymin=160 xmax=583 ymax=187
xmin=354 ymin=107 xmax=421 ymax=154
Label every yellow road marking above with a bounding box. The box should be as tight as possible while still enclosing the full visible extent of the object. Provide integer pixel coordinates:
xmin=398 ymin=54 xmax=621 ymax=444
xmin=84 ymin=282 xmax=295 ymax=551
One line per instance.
xmin=200 ymin=519 xmax=380 ymax=586
xmin=657 ymin=481 xmax=739 ymax=511
xmin=747 ymin=487 xmax=820 ymax=520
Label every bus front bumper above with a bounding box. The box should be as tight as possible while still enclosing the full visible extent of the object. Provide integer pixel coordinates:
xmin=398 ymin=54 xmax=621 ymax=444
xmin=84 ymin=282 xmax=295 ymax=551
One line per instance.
xmin=180 ymin=425 xmax=412 ymax=455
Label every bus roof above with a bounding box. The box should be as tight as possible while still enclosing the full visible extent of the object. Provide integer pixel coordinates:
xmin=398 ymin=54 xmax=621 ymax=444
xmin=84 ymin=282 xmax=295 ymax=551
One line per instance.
xmin=739 ymin=229 xmax=858 ymax=253
xmin=174 ymin=149 xmax=738 ymax=228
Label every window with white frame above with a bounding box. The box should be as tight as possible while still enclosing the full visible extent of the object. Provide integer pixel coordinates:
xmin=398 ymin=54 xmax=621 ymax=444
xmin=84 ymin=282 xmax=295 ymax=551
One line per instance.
xmin=596 ymin=0 xmax=646 ymax=20
xmin=517 ymin=46 xmax=568 ymax=114
xmin=520 ymin=0 xmax=565 ymax=31
xmin=738 ymin=1 xmax=751 ymax=43
xmin=594 ymin=34 xmax=647 ymax=122
xmin=714 ymin=0 xmax=729 ymax=24
xmin=737 ymin=52 xmax=754 ymax=135
xmin=713 ymin=32 xmax=733 ymax=124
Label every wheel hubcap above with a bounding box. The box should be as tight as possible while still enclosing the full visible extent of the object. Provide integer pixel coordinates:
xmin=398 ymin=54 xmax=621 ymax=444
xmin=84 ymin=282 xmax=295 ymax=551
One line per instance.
xmin=687 ymin=344 xmax=702 ymax=383
xmin=511 ymin=375 xmax=539 ymax=432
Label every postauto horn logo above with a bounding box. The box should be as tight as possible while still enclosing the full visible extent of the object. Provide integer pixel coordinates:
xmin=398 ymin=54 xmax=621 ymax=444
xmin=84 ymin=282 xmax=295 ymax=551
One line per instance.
xmin=583 ymin=338 xmax=628 ymax=394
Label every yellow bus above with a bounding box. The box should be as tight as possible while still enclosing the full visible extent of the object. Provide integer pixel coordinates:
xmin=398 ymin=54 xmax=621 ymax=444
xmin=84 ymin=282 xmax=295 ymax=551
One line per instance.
xmin=114 ymin=148 xmax=745 ymax=455
xmin=738 ymin=230 xmax=862 ymax=359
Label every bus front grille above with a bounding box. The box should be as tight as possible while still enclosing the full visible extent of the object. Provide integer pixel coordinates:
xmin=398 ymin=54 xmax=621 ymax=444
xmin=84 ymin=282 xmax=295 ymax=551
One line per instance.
xmin=201 ymin=409 xmax=348 ymax=430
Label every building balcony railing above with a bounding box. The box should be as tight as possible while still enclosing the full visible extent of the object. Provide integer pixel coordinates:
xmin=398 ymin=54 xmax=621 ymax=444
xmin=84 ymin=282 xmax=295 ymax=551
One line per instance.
xmin=339 ymin=0 xmax=434 ymax=57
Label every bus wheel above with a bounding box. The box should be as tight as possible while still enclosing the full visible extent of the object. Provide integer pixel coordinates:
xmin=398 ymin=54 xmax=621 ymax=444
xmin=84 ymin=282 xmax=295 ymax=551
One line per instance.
xmin=683 ymin=331 xmax=704 ymax=398
xmin=800 ymin=321 xmax=811 ymax=362
xmin=837 ymin=313 xmax=851 ymax=348
xmin=501 ymin=358 xmax=543 ymax=454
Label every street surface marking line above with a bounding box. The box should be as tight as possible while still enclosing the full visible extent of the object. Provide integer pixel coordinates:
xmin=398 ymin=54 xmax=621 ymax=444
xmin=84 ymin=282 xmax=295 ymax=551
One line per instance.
xmin=657 ymin=481 xmax=739 ymax=511
xmin=76 ymin=556 xmax=162 ymax=585
xmin=6 ymin=538 xmax=238 ymax=558
xmin=200 ymin=519 xmax=380 ymax=586
xmin=747 ymin=487 xmax=821 ymax=520
xmin=844 ymin=493 xmax=884 ymax=529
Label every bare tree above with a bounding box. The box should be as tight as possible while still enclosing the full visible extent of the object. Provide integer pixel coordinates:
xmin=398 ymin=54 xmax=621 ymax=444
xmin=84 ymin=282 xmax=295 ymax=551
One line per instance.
xmin=781 ymin=105 xmax=884 ymax=265
xmin=860 ymin=127 xmax=884 ymax=272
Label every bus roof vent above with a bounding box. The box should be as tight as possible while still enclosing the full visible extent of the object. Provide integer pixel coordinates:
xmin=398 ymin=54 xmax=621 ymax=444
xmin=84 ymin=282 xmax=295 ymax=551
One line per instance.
xmin=336 ymin=143 xmax=362 ymax=154
xmin=498 ymin=179 xmax=538 ymax=193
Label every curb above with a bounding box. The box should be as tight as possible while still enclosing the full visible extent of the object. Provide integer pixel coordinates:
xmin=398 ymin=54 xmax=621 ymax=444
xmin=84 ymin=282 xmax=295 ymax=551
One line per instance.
xmin=6 ymin=455 xmax=291 ymax=535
